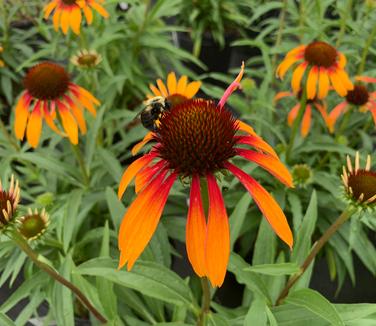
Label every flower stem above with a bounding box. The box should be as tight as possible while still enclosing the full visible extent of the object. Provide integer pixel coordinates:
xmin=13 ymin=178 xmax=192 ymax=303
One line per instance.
xmin=8 ymin=230 xmax=107 ymax=324
xmin=357 ymin=23 xmax=376 ymax=75
xmin=197 ymin=277 xmax=211 ymax=326
xmin=70 ymin=143 xmax=90 ymax=186
xmin=286 ymin=87 xmax=307 ymax=163
xmin=276 ymin=208 xmax=355 ymax=305
xmin=336 ymin=0 xmax=353 ymax=48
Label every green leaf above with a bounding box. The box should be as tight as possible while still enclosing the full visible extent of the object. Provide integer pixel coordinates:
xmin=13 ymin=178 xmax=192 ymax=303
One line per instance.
xmin=97 ymin=147 xmax=123 ymax=182
xmin=63 ymin=189 xmax=83 ymax=252
xmin=75 ymin=258 xmax=198 ymax=311
xmin=228 ymin=253 xmax=271 ymax=303
xmin=229 ymin=192 xmax=251 ymax=249
xmin=291 ymin=190 xmax=317 ymax=265
xmin=244 ymin=263 xmax=300 ymax=276
xmin=252 ymin=217 xmax=276 ymax=266
xmin=244 ymin=297 xmax=267 ymax=325
xmin=105 ymin=186 xmax=126 ymax=232
xmin=286 ymin=289 xmax=344 ymax=326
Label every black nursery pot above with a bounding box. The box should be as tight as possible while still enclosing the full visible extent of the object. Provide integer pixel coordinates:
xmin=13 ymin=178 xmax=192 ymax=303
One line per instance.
xmin=177 ymin=32 xmax=234 ymax=76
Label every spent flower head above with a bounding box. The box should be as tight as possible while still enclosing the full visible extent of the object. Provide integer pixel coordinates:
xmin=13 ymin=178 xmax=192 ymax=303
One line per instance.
xmin=0 ymin=175 xmax=20 ymax=230
xmin=292 ymin=164 xmax=313 ymax=187
xmin=71 ymin=49 xmax=102 ymax=68
xmin=341 ymin=152 xmax=376 ymax=211
xmin=17 ymin=208 xmax=50 ymax=241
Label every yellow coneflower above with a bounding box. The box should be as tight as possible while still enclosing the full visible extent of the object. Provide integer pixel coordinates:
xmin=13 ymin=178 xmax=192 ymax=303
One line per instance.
xmin=0 ymin=175 xmax=20 ymax=230
xmin=276 ymin=41 xmax=353 ymax=100
xmin=342 ymin=152 xmax=376 ymax=210
xmin=118 ymin=64 xmax=294 ymax=287
xmin=14 ymin=61 xmax=99 ymax=148
xmin=44 ymin=0 xmax=109 ymax=35
xmin=328 ymin=76 xmax=376 ymax=131
xmin=71 ymin=49 xmax=102 ymax=68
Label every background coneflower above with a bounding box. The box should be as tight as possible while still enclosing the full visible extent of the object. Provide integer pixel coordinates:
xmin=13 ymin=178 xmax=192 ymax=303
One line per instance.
xmin=44 ymin=0 xmax=109 ymax=35
xmin=274 ymin=90 xmax=330 ymax=136
xmin=328 ymin=76 xmax=376 ymax=130
xmin=71 ymin=49 xmax=102 ymax=68
xmin=276 ymin=41 xmax=353 ymax=99
xmin=117 ymin=65 xmax=294 ymax=287
xmin=14 ymin=61 xmax=99 ymax=148
xmin=17 ymin=208 xmax=50 ymax=241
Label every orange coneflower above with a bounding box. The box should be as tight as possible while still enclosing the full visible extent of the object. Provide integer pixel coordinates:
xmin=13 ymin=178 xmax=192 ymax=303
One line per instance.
xmin=0 ymin=45 xmax=4 ymax=68
xmin=44 ymin=0 xmax=109 ymax=35
xmin=274 ymin=90 xmax=331 ymax=137
xmin=276 ymin=41 xmax=353 ymax=100
xmin=117 ymin=64 xmax=294 ymax=287
xmin=14 ymin=61 xmax=99 ymax=148
xmin=328 ymin=76 xmax=376 ymax=131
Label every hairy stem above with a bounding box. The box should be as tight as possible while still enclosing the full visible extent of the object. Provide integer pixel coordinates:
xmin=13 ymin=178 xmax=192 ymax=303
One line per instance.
xmin=336 ymin=0 xmax=353 ymax=48
xmin=276 ymin=208 xmax=355 ymax=305
xmin=71 ymin=143 xmax=90 ymax=186
xmin=357 ymin=23 xmax=376 ymax=75
xmin=9 ymin=230 xmax=107 ymax=324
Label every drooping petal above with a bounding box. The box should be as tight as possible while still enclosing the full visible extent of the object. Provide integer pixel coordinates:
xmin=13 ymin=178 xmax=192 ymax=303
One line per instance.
xmin=237 ymin=120 xmax=256 ymax=136
xmin=14 ymin=93 xmax=31 ymax=140
xmin=118 ymin=153 xmax=157 ymax=199
xmin=167 ymin=72 xmax=177 ymax=95
xmin=131 ymin=132 xmax=155 ymax=155
xmin=369 ymin=107 xmax=376 ymax=125
xmin=336 ymin=69 xmax=353 ymax=91
xmin=26 ymin=101 xmax=43 ymax=148
xmin=306 ymin=66 xmax=319 ymax=100
xmin=314 ymin=102 xmax=331 ymax=132
xmin=291 ymin=62 xmax=307 ymax=94
xmin=90 ymin=1 xmax=109 ymax=18
xmin=218 ymin=62 xmax=244 ymax=109
xmin=224 ymin=162 xmax=293 ymax=249
xmin=355 ymin=76 xmax=376 ymax=84
xmin=205 ymin=174 xmax=230 ymax=287
xmin=118 ymin=171 xmax=176 ymax=270
xmin=285 ymin=45 xmax=306 ymax=58
xmin=236 ymin=149 xmax=293 ymax=187
xmin=176 ymin=76 xmax=188 ymax=94
xmin=235 ymin=135 xmax=278 ymax=158
xmin=276 ymin=55 xmax=301 ymax=79
xmin=64 ymin=95 xmax=87 ymax=134
xmin=69 ymin=6 xmax=82 ymax=35
xmin=157 ymin=79 xmax=168 ymax=97
xmin=301 ymin=104 xmax=311 ymax=138
xmin=287 ymin=103 xmax=300 ymax=127
xmin=83 ymin=5 xmax=93 ymax=24
xmin=186 ymin=175 xmax=207 ymax=277
xmin=329 ymin=69 xmax=347 ymax=97
xmin=135 ymin=160 xmax=167 ymax=194
xmin=57 ymin=101 xmax=78 ymax=144
xmin=60 ymin=7 xmax=70 ymax=34
xmin=317 ymin=67 xmax=330 ymax=99
xmin=327 ymin=101 xmax=348 ymax=133
xmin=43 ymin=101 xmax=64 ymax=136
xmin=44 ymin=0 xmax=58 ymax=18
xmin=274 ymin=91 xmax=293 ymax=102
xmin=52 ymin=7 xmax=61 ymax=31
xmin=337 ymin=52 xmax=346 ymax=69
xmin=72 ymin=84 xmax=100 ymax=106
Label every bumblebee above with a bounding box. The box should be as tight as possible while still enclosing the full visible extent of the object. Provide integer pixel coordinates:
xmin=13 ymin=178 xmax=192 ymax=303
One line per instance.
xmin=139 ymin=96 xmax=171 ymax=131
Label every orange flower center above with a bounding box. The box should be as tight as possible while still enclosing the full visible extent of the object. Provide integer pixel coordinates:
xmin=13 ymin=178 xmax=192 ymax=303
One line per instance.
xmin=77 ymin=53 xmax=98 ymax=66
xmin=345 ymin=84 xmax=369 ymax=106
xmin=304 ymin=41 xmax=337 ymax=68
xmin=19 ymin=214 xmax=47 ymax=239
xmin=24 ymin=62 xmax=70 ymax=100
xmin=62 ymin=0 xmax=77 ymax=5
xmin=156 ymin=99 xmax=238 ymax=176
xmin=0 ymin=190 xmax=14 ymax=226
xmin=166 ymin=94 xmax=188 ymax=108
xmin=347 ymin=170 xmax=376 ymax=202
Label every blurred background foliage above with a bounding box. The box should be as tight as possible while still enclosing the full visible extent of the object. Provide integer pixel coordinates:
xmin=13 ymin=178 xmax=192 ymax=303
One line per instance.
xmin=0 ymin=0 xmax=375 ymax=325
